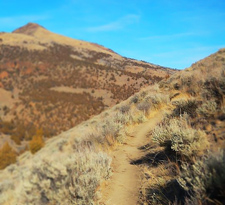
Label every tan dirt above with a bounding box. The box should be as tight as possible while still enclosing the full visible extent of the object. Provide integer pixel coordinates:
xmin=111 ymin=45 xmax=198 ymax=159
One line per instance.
xmin=101 ymin=111 xmax=164 ymax=205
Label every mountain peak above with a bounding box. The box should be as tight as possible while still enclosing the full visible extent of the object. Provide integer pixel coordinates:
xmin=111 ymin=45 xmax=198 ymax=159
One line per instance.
xmin=12 ymin=22 xmax=47 ymax=35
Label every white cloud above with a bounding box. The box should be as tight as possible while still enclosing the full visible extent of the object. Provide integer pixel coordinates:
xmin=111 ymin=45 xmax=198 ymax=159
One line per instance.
xmin=86 ymin=14 xmax=140 ymax=32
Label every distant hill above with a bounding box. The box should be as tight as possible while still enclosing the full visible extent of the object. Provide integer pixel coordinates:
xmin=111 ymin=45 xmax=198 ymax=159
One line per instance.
xmin=0 ymin=23 xmax=176 ymax=152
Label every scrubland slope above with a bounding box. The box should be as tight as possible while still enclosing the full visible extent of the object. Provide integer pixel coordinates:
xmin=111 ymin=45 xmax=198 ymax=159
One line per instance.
xmin=0 ymin=23 xmax=175 ymax=157
xmin=0 ymin=46 xmax=224 ymax=204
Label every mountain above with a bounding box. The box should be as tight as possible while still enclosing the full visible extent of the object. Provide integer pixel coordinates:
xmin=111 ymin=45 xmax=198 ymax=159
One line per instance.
xmin=0 ymin=48 xmax=224 ymax=204
xmin=0 ymin=23 xmax=176 ymax=151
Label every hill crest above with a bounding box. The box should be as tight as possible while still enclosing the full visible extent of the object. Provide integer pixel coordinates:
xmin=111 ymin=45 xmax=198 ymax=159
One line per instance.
xmin=12 ymin=22 xmax=47 ymax=36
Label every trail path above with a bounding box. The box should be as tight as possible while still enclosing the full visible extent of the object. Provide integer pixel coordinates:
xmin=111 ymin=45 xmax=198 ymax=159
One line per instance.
xmin=101 ymin=111 xmax=164 ymax=205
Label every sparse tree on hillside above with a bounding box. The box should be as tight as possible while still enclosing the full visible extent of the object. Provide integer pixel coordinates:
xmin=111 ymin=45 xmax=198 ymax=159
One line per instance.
xmin=29 ymin=128 xmax=45 ymax=154
xmin=0 ymin=142 xmax=17 ymax=169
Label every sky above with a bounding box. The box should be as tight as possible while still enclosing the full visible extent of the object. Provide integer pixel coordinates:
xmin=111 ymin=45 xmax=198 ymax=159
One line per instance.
xmin=0 ymin=0 xmax=225 ymax=69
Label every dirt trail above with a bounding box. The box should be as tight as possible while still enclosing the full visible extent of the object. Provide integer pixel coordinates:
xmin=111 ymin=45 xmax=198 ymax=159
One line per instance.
xmin=101 ymin=111 xmax=164 ymax=205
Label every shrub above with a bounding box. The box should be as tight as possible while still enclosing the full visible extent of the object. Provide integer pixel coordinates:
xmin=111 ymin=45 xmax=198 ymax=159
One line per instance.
xmin=130 ymin=95 xmax=139 ymax=104
xmin=132 ymin=112 xmax=147 ymax=124
xmin=114 ymin=111 xmax=133 ymax=125
xmin=29 ymin=130 xmax=45 ymax=154
xmin=101 ymin=120 xmax=123 ymax=145
xmin=152 ymin=114 xmax=208 ymax=158
xmin=197 ymin=100 xmax=217 ymax=117
xmin=10 ymin=123 xmax=27 ymax=145
xmin=137 ymin=101 xmax=151 ymax=114
xmin=119 ymin=104 xmax=130 ymax=114
xmin=172 ymin=99 xmax=198 ymax=118
xmin=0 ymin=142 xmax=17 ymax=169
xmin=11 ymin=134 xmax=22 ymax=145
xmin=147 ymin=93 xmax=170 ymax=109
xmin=178 ymin=150 xmax=225 ymax=204
xmin=203 ymin=78 xmax=225 ymax=101
xmin=19 ymin=149 xmax=111 ymax=205
xmin=0 ymin=121 xmax=15 ymax=135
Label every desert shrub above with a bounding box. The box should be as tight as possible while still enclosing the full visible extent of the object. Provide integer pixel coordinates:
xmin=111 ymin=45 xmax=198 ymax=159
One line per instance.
xmin=0 ymin=142 xmax=17 ymax=169
xmin=102 ymin=120 xmax=122 ymax=138
xmin=130 ymin=95 xmax=139 ymax=104
xmin=114 ymin=111 xmax=133 ymax=125
xmin=11 ymin=134 xmax=22 ymax=145
xmin=116 ymin=128 xmax=129 ymax=144
xmin=119 ymin=104 xmax=130 ymax=114
xmin=197 ymin=100 xmax=217 ymax=117
xmin=152 ymin=114 xmax=208 ymax=158
xmin=19 ymin=149 xmax=111 ymax=205
xmin=10 ymin=123 xmax=27 ymax=145
xmin=29 ymin=130 xmax=45 ymax=154
xmin=0 ymin=121 xmax=15 ymax=135
xmin=178 ymin=150 xmax=225 ymax=204
xmin=137 ymin=101 xmax=151 ymax=114
xmin=172 ymin=99 xmax=198 ymax=118
xmin=101 ymin=120 xmax=123 ymax=145
xmin=147 ymin=93 xmax=170 ymax=109
xmin=131 ymin=111 xmax=147 ymax=124
xmin=180 ymin=76 xmax=192 ymax=87
xmin=202 ymin=78 xmax=225 ymax=106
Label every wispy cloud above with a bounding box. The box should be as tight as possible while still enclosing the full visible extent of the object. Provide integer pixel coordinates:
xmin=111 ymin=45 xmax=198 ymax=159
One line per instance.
xmin=0 ymin=15 xmax=49 ymax=28
xmin=86 ymin=14 xmax=140 ymax=32
xmin=139 ymin=32 xmax=197 ymax=41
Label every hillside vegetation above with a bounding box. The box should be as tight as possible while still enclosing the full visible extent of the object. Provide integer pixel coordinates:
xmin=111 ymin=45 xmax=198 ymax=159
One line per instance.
xmin=0 ymin=48 xmax=224 ymax=204
xmin=0 ymin=23 xmax=175 ymax=158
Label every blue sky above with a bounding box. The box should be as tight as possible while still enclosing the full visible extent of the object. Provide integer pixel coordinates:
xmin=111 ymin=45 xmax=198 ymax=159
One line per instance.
xmin=0 ymin=0 xmax=225 ymax=69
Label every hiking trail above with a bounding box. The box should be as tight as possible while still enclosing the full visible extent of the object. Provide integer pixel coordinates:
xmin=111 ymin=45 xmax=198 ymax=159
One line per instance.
xmin=101 ymin=111 xmax=164 ymax=205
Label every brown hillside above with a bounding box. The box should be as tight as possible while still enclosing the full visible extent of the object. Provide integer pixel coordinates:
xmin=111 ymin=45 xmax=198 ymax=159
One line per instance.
xmin=0 ymin=48 xmax=224 ymax=204
xmin=0 ymin=23 xmax=176 ymax=153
